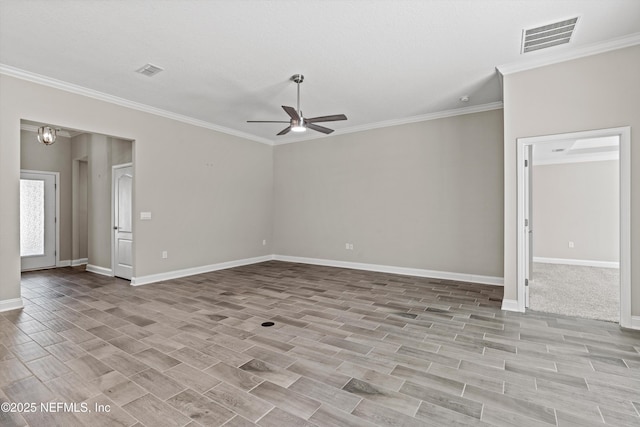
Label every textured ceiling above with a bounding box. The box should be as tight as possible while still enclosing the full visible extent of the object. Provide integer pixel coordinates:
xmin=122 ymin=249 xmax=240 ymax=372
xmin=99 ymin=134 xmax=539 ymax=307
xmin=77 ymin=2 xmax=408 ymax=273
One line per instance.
xmin=1 ymin=0 xmax=639 ymax=144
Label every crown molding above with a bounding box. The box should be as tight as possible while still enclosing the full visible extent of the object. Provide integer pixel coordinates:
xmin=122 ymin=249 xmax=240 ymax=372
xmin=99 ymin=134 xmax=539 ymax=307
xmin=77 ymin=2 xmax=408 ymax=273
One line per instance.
xmin=2 ymin=62 xmax=503 ymax=147
xmin=0 ymin=64 xmax=274 ymax=146
xmin=272 ymin=101 xmax=504 ymax=146
xmin=497 ymin=32 xmax=640 ymax=76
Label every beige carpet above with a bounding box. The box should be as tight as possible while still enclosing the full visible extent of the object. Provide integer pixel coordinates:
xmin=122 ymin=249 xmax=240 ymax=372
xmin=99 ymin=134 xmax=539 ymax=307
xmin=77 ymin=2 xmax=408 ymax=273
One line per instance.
xmin=530 ymin=262 xmax=619 ymax=322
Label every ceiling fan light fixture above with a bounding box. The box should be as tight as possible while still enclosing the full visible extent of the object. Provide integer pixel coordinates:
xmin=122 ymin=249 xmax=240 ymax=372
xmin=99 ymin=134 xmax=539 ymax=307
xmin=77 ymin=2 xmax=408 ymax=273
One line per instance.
xmin=247 ymin=74 xmax=347 ymax=135
xmin=37 ymin=126 xmax=57 ymax=145
xmin=291 ymin=123 xmax=306 ymax=132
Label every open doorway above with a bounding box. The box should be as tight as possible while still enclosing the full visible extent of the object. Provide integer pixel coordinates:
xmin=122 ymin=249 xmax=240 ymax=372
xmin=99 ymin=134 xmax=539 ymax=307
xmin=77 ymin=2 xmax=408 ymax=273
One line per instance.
xmin=517 ymin=127 xmax=631 ymax=327
xmin=20 ymin=120 xmax=133 ymax=280
xmin=530 ymin=136 xmax=619 ymax=321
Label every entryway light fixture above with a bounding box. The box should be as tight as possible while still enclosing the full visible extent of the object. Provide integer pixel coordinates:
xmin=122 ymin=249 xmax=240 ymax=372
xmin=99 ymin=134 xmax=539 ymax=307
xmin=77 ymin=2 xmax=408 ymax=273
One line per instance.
xmin=37 ymin=126 xmax=58 ymax=145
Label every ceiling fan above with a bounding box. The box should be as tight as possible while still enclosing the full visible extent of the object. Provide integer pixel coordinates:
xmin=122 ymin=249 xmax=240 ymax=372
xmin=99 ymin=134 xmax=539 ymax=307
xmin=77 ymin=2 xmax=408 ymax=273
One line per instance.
xmin=247 ymin=74 xmax=347 ymax=135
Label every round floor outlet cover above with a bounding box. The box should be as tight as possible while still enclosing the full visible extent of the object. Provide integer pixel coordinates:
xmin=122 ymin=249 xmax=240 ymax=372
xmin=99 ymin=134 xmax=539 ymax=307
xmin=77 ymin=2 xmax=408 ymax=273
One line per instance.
xmin=261 ymin=321 xmax=275 ymax=327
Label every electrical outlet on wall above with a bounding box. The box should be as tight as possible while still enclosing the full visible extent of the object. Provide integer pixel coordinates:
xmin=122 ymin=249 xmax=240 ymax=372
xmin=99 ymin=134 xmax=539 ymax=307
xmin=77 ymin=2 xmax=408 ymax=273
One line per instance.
xmin=262 ymin=240 xmax=266 ymax=246
xmin=345 ymin=243 xmax=354 ymax=250
xmin=568 ymin=241 xmax=574 ymax=248
xmin=162 ymin=251 xmax=168 ymax=259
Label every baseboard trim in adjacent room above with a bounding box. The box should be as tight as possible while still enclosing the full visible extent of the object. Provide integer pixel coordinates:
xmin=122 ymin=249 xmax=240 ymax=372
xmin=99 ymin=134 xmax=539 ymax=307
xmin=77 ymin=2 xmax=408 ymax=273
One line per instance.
xmin=130 ymin=255 xmax=274 ymax=286
xmin=501 ymin=299 xmax=521 ymax=312
xmin=0 ymin=297 xmax=24 ymax=313
xmin=533 ymin=257 xmax=619 ymax=269
xmin=630 ymin=316 xmax=640 ymax=331
xmin=71 ymin=258 xmax=88 ymax=266
xmin=273 ymin=255 xmax=504 ymax=286
xmin=86 ymin=264 xmax=113 ymax=277
xmin=57 ymin=260 xmax=71 ymax=267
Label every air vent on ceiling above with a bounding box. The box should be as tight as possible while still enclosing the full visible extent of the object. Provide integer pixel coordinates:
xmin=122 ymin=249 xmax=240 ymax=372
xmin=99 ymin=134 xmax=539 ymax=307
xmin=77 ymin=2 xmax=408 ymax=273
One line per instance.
xmin=521 ymin=17 xmax=578 ymax=54
xmin=136 ymin=63 xmax=164 ymax=77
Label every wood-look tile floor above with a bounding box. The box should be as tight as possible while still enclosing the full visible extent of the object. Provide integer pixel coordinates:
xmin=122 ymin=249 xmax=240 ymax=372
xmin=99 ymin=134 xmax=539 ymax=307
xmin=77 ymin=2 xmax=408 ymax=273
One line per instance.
xmin=1 ymin=261 xmax=639 ymax=426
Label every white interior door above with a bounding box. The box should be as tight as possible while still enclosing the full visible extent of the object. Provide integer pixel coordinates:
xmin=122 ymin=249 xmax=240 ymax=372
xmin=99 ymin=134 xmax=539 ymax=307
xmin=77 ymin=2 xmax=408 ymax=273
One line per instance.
xmin=524 ymin=145 xmax=533 ymax=308
xmin=113 ymin=165 xmax=133 ymax=279
xmin=20 ymin=171 xmax=56 ymax=270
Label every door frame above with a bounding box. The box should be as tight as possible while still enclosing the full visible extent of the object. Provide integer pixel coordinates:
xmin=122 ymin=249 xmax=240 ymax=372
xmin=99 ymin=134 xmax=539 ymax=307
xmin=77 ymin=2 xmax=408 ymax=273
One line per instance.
xmin=516 ymin=127 xmax=631 ymax=327
xmin=111 ymin=162 xmax=133 ymax=278
xmin=20 ymin=169 xmax=60 ymax=270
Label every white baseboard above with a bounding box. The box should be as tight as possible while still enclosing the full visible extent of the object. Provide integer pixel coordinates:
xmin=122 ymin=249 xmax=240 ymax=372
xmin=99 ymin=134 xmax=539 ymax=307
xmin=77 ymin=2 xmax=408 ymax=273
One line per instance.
xmin=71 ymin=258 xmax=88 ymax=266
xmin=273 ymin=255 xmax=504 ymax=286
xmin=0 ymin=297 xmax=24 ymax=313
xmin=130 ymin=255 xmax=274 ymax=286
xmin=533 ymin=257 xmax=619 ymax=269
xmin=57 ymin=260 xmax=71 ymax=267
xmin=629 ymin=316 xmax=640 ymax=330
xmin=129 ymin=254 xmax=503 ymax=288
xmin=86 ymin=264 xmax=113 ymax=277
xmin=501 ymin=299 xmax=522 ymax=312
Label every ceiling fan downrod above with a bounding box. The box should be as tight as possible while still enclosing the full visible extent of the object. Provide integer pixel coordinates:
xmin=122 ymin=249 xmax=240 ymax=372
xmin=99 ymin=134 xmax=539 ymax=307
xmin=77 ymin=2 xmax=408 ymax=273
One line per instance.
xmin=292 ymin=74 xmax=304 ymax=116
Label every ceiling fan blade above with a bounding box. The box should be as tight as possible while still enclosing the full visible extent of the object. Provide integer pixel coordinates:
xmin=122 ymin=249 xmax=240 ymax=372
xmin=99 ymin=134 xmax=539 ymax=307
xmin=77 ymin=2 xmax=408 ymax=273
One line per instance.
xmin=282 ymin=106 xmax=300 ymax=121
xmin=247 ymin=120 xmax=290 ymax=123
xmin=277 ymin=126 xmax=292 ymax=136
xmin=306 ymin=123 xmax=334 ymax=134
xmin=305 ymin=114 xmax=347 ymax=123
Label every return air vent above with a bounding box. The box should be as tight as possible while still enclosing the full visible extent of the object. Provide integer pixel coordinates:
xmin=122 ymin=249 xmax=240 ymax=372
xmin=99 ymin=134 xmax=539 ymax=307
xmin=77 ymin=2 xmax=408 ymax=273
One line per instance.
xmin=521 ymin=17 xmax=578 ymax=54
xmin=135 ymin=63 xmax=164 ymax=77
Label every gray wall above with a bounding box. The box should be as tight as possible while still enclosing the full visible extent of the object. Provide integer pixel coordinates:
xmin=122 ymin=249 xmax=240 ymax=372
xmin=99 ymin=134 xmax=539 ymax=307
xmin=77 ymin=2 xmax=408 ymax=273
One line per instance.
xmin=0 ymin=74 xmax=274 ymax=304
xmin=71 ymin=134 xmax=89 ymax=262
xmin=274 ymin=109 xmax=504 ymax=278
xmin=533 ymin=160 xmax=619 ymax=262
xmin=503 ymin=45 xmax=639 ymax=314
xmin=77 ymin=160 xmax=88 ymax=260
xmin=86 ymin=133 xmax=133 ymax=270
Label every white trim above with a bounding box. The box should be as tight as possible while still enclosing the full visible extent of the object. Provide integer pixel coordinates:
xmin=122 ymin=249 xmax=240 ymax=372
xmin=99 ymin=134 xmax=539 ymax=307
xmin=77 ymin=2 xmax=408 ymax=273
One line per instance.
xmin=86 ymin=264 xmax=113 ymax=277
xmin=630 ymin=316 xmax=640 ymax=330
xmin=619 ymin=127 xmax=632 ymax=329
xmin=498 ymin=32 xmax=640 ymax=75
xmin=533 ymin=257 xmax=619 ymax=269
xmin=501 ymin=299 xmax=520 ymax=312
xmin=533 ymin=151 xmax=618 ymax=166
xmin=130 ymin=254 xmax=503 ymax=287
xmin=516 ymin=127 xmax=631 ymax=327
xmin=130 ymin=255 xmax=274 ymax=286
xmin=0 ymin=64 xmax=273 ymax=146
xmin=273 ymin=255 xmax=504 ymax=286
xmin=71 ymin=258 xmax=88 ymax=266
xmin=0 ymin=298 xmax=24 ymax=313
xmin=57 ymin=260 xmax=71 ymax=267
xmin=273 ymin=102 xmax=504 ymax=146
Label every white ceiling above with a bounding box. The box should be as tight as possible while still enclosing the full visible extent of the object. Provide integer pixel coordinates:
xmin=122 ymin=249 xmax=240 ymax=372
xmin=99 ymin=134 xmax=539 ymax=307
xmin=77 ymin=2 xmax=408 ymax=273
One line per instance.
xmin=1 ymin=0 xmax=639 ymax=144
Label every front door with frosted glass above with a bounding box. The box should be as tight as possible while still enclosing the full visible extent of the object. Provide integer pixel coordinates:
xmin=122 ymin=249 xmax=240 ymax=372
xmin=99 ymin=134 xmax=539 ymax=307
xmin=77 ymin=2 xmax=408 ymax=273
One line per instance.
xmin=20 ymin=171 xmax=56 ymax=270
